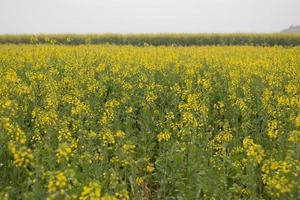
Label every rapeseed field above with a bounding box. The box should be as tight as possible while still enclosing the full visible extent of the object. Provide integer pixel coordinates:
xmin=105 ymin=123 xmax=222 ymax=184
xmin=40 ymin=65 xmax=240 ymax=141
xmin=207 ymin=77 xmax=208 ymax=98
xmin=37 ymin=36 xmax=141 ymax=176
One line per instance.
xmin=0 ymin=45 xmax=299 ymax=199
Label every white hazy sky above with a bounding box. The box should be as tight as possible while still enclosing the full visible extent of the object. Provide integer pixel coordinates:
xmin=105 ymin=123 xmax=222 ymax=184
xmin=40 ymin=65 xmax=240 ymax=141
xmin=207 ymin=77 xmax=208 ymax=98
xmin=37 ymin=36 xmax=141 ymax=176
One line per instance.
xmin=0 ymin=0 xmax=299 ymax=34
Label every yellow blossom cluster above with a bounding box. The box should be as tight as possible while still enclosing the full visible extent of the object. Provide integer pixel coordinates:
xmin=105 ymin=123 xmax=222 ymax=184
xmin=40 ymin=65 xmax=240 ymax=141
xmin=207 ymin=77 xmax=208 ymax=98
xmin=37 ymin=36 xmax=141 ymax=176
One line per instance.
xmin=47 ymin=171 xmax=68 ymax=193
xmin=79 ymin=182 xmax=101 ymax=200
xmin=157 ymin=131 xmax=171 ymax=142
xmin=262 ymin=158 xmax=300 ymax=198
xmin=243 ymin=137 xmax=265 ymax=164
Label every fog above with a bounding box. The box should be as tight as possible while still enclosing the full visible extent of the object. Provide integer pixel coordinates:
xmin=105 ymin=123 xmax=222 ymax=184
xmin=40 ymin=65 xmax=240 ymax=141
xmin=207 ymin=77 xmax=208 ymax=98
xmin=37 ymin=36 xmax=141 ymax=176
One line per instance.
xmin=0 ymin=0 xmax=299 ymax=34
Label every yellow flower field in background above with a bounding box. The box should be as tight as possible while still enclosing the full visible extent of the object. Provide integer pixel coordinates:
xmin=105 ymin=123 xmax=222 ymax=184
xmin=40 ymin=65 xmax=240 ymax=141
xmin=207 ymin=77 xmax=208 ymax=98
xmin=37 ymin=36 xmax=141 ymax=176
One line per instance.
xmin=0 ymin=44 xmax=299 ymax=199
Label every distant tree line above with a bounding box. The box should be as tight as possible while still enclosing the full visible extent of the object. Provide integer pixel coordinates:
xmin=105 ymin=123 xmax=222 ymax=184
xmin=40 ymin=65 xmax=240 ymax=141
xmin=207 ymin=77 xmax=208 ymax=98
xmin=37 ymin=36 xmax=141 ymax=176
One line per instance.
xmin=281 ymin=25 xmax=300 ymax=33
xmin=0 ymin=33 xmax=300 ymax=46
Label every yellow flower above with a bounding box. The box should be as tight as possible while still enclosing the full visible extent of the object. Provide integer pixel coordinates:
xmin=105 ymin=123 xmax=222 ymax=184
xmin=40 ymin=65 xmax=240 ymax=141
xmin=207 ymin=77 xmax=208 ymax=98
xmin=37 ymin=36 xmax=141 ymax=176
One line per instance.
xmin=125 ymin=107 xmax=133 ymax=113
xmin=3 ymin=100 xmax=12 ymax=108
xmin=181 ymin=112 xmax=195 ymax=124
xmin=115 ymin=130 xmax=125 ymax=138
xmin=56 ymin=142 xmax=72 ymax=163
xmin=145 ymin=92 xmax=157 ymax=104
xmin=4 ymin=70 xmax=20 ymax=83
xmin=122 ymin=144 xmax=136 ymax=153
xmin=277 ymin=95 xmax=289 ymax=106
xmin=296 ymin=115 xmax=300 ymax=127
xmin=288 ymin=130 xmax=300 ymax=143
xmin=0 ymin=192 xmax=8 ymax=200
xmin=242 ymin=137 xmax=265 ymax=164
xmin=114 ymin=189 xmax=129 ymax=200
xmin=47 ymin=171 xmax=67 ymax=193
xmin=80 ymin=182 xmax=101 ymax=200
xmin=157 ymin=131 xmax=171 ymax=142
xmin=8 ymin=142 xmax=34 ymax=167
xmin=146 ymin=163 xmax=155 ymax=173
xmin=267 ymin=120 xmax=279 ymax=139
xmin=102 ymin=130 xmax=115 ymax=145
xmin=101 ymin=195 xmax=117 ymax=200
xmin=285 ymin=84 xmax=297 ymax=95
xmin=262 ymin=158 xmax=299 ymax=197
xmin=135 ymin=177 xmax=144 ymax=186
xmin=165 ymin=112 xmax=175 ymax=121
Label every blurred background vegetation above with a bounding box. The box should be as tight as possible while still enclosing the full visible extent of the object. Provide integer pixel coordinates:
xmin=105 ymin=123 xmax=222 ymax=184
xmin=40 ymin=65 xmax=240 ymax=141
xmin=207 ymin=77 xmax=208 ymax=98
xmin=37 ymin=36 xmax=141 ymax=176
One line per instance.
xmin=0 ymin=33 xmax=300 ymax=46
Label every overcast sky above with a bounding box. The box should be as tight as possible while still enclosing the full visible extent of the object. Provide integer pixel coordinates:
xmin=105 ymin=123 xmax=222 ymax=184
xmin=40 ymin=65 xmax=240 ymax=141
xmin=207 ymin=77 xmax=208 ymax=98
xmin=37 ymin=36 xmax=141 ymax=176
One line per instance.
xmin=0 ymin=0 xmax=299 ymax=34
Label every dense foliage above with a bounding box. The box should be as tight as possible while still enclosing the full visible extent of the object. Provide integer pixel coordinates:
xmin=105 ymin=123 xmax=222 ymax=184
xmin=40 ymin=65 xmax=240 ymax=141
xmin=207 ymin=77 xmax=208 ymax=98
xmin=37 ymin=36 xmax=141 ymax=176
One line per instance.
xmin=0 ymin=33 xmax=300 ymax=46
xmin=0 ymin=45 xmax=299 ymax=199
